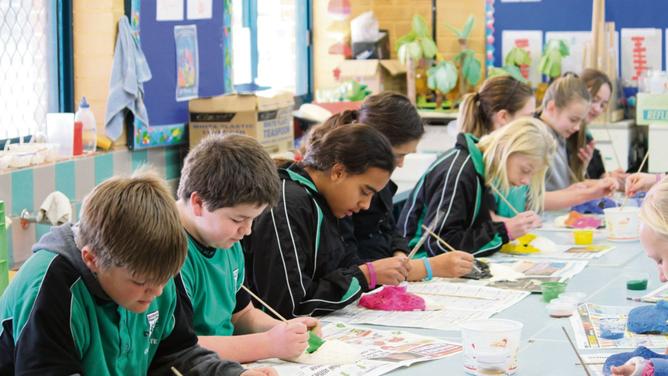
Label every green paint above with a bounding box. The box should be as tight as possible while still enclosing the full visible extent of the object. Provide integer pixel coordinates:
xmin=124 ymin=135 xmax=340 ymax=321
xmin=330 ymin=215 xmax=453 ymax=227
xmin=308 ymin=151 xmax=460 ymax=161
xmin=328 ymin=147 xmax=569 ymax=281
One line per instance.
xmin=94 ymin=153 xmax=114 ymax=184
xmin=626 ymin=279 xmax=648 ymax=291
xmin=306 ymin=331 xmax=325 ymax=353
xmin=541 ymin=281 xmax=566 ymax=302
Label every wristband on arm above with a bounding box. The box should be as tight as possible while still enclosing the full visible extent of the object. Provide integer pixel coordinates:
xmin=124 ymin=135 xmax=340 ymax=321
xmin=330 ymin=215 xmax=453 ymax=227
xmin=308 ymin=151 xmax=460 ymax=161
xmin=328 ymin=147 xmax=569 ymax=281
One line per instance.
xmin=365 ymin=262 xmax=377 ymax=289
xmin=422 ymin=258 xmax=433 ymax=281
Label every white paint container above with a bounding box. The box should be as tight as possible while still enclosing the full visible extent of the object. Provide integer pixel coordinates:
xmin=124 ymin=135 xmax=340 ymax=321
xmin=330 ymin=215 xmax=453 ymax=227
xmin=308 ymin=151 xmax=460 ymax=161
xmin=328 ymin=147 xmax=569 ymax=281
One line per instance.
xmin=603 ymin=207 xmax=640 ymax=241
xmin=461 ymin=319 xmax=523 ymax=375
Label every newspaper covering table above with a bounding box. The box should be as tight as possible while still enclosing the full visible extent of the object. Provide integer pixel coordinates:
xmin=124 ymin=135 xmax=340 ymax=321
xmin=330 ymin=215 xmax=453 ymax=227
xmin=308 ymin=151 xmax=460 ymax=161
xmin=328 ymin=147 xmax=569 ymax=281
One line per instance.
xmin=579 ymin=353 xmax=610 ymax=376
xmin=501 ymin=244 xmax=615 ymax=260
xmin=485 ymin=259 xmax=588 ymax=292
xmin=324 ymin=280 xmax=529 ymax=331
xmin=249 ymin=323 xmax=462 ymax=376
xmin=570 ymin=303 xmax=668 ymax=349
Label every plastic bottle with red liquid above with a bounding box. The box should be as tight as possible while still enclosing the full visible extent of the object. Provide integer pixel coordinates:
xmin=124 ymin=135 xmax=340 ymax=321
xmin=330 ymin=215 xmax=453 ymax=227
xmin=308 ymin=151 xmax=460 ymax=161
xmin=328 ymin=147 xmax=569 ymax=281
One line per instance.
xmin=73 ymin=120 xmax=83 ymax=156
xmin=74 ymin=97 xmax=97 ymax=155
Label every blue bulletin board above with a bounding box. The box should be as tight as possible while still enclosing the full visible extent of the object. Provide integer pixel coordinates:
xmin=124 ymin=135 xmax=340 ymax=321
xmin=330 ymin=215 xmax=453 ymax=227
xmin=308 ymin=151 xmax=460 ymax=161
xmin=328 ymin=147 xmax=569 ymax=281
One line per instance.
xmin=490 ymin=0 xmax=668 ymax=72
xmin=128 ymin=0 xmax=233 ymax=149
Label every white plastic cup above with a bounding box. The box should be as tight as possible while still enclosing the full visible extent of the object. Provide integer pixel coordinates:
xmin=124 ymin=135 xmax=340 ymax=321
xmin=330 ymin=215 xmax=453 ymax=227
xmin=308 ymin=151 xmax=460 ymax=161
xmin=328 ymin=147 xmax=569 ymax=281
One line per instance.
xmin=461 ymin=319 xmax=523 ymax=375
xmin=603 ymin=207 xmax=640 ymax=241
xmin=46 ymin=113 xmax=75 ymax=158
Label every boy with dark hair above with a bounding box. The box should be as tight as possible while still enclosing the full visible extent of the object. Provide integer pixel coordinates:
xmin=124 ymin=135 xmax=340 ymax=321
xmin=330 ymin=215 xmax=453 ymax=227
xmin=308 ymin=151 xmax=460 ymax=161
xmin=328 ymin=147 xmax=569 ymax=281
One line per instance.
xmin=177 ymin=135 xmax=319 ymax=363
xmin=0 ymin=169 xmax=274 ymax=375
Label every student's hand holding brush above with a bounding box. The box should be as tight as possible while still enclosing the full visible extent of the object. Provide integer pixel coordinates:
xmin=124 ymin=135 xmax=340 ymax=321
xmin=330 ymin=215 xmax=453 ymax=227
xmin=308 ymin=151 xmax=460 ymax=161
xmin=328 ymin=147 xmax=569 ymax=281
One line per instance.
xmin=504 ymin=211 xmax=541 ymax=239
xmin=267 ymin=320 xmax=311 ymax=359
xmin=626 ymin=172 xmax=664 ymax=197
xmin=429 ymin=251 xmax=474 ymax=278
xmin=364 ymin=256 xmax=411 ymax=286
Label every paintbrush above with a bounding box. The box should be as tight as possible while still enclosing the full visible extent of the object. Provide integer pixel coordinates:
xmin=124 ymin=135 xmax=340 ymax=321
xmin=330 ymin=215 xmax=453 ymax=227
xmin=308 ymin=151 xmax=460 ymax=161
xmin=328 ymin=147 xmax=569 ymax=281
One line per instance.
xmin=416 ymin=291 xmax=496 ymax=300
xmin=171 ymin=367 xmax=184 ymax=376
xmin=562 ymin=326 xmax=592 ymax=376
xmin=240 ymin=284 xmax=324 ymax=353
xmin=407 ymin=223 xmax=434 ymax=259
xmin=406 ymin=211 xmax=444 ymax=259
xmin=621 ymin=151 xmax=650 ymax=209
xmin=420 ymin=224 xmax=482 ymax=274
xmin=489 ymin=184 xmax=520 ymax=216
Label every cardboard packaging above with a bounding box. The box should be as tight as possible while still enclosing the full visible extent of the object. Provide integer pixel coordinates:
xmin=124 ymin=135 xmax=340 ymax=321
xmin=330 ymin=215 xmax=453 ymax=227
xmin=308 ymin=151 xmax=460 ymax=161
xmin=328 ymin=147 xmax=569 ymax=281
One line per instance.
xmin=336 ymin=60 xmax=406 ymax=94
xmin=189 ymin=91 xmax=295 ymax=153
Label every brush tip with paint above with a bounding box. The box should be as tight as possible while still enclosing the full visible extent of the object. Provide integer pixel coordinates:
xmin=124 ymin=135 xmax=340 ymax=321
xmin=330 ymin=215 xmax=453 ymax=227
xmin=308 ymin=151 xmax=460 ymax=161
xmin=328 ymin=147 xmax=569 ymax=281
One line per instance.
xmin=306 ymin=331 xmax=326 ymax=353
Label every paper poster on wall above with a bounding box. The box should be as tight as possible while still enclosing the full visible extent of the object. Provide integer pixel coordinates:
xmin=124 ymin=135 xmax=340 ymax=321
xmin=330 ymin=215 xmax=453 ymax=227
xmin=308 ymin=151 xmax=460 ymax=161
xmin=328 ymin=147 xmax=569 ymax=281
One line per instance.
xmin=156 ymin=0 xmax=183 ymax=21
xmin=502 ymin=30 xmax=543 ymax=86
xmin=545 ymin=31 xmax=619 ymax=75
xmin=174 ymin=25 xmax=199 ymax=101
xmin=187 ymin=0 xmax=212 ymax=20
xmin=621 ymin=28 xmax=662 ymax=86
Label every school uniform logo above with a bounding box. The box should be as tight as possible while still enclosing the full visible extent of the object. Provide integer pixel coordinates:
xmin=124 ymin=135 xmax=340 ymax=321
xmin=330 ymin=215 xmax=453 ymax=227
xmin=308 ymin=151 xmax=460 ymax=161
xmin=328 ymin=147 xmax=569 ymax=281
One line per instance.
xmin=147 ymin=310 xmax=159 ymax=338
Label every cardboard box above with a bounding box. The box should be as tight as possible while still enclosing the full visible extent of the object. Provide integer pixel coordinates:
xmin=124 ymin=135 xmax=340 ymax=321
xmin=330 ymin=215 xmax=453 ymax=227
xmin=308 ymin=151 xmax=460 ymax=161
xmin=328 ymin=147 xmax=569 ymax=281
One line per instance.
xmin=189 ymin=91 xmax=295 ymax=153
xmin=337 ymin=59 xmax=406 ymax=94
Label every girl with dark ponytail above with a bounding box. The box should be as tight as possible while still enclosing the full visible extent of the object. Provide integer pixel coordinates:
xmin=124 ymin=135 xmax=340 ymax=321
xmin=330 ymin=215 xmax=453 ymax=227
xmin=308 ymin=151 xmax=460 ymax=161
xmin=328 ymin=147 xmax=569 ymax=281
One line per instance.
xmin=305 ymin=92 xmax=475 ymax=281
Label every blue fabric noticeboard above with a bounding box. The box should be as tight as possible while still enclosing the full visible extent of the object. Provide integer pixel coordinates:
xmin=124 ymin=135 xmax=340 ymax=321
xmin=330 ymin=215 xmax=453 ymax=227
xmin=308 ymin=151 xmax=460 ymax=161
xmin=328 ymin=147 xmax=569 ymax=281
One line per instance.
xmin=128 ymin=0 xmax=232 ymax=149
xmin=492 ymin=0 xmax=668 ymax=71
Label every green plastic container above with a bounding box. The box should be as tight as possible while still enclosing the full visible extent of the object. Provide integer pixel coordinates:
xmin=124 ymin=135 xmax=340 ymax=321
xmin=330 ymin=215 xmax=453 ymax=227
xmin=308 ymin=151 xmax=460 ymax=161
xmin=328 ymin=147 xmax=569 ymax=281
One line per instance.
xmin=0 ymin=260 xmax=7 ymax=296
xmin=0 ymin=201 xmax=7 ymax=295
xmin=626 ymin=279 xmax=648 ymax=291
xmin=541 ymin=281 xmax=567 ymax=302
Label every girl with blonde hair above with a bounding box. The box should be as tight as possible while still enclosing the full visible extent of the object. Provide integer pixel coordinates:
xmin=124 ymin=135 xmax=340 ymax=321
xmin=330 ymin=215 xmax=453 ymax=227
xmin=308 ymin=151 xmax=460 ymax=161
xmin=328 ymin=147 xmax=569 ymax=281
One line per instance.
xmin=456 ymin=75 xmax=537 ymax=220
xmin=399 ymin=117 xmax=556 ymax=257
xmin=538 ymin=75 xmax=620 ymax=210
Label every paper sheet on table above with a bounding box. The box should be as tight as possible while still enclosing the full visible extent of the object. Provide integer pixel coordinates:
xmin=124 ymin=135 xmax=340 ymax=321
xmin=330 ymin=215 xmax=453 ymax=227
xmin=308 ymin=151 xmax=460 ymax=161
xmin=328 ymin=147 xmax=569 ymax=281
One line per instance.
xmin=248 ymin=323 xmax=462 ymax=376
xmin=324 ymin=280 xmax=529 ymax=331
xmin=570 ymin=303 xmax=668 ymax=349
xmin=500 ymin=244 xmax=615 ymax=260
xmin=579 ymin=353 xmax=609 ymax=376
xmin=487 ymin=259 xmax=588 ymax=280
xmin=485 ymin=259 xmax=588 ymax=292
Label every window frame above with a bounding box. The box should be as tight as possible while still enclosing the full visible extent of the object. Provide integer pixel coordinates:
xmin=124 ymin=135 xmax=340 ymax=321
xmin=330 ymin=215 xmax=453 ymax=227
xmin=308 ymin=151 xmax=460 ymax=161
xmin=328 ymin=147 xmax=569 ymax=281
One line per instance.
xmin=233 ymin=0 xmax=312 ymax=104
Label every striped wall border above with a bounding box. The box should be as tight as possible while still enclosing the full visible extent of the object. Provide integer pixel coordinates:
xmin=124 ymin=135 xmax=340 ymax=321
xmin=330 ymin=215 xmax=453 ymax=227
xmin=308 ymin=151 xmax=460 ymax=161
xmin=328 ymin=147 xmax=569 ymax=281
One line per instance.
xmin=0 ymin=146 xmax=185 ymax=267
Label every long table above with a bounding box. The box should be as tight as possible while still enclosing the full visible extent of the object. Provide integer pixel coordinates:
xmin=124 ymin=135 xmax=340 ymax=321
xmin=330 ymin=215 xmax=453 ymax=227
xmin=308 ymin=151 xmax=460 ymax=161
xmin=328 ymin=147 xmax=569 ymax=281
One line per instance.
xmin=348 ymin=227 xmax=655 ymax=375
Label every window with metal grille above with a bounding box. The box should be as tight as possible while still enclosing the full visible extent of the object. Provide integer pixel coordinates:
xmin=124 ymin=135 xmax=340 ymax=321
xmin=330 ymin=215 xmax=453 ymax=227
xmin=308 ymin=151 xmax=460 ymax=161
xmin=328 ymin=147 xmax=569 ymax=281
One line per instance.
xmin=0 ymin=0 xmax=59 ymax=142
